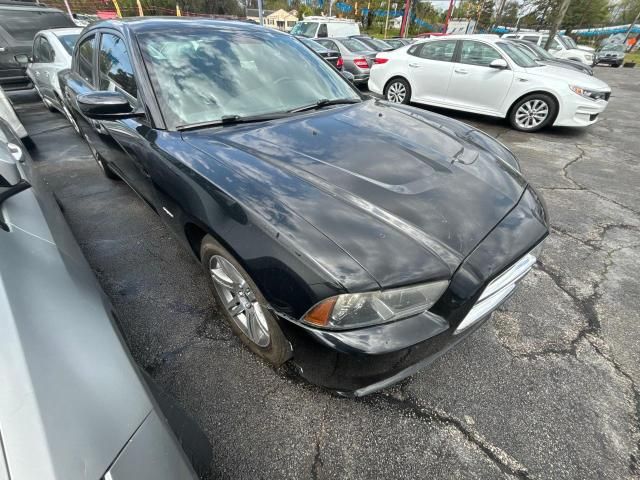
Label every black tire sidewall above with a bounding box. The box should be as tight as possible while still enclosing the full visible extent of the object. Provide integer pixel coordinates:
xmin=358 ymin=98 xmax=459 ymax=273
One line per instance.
xmin=509 ymin=93 xmax=557 ymax=132
xmin=200 ymin=235 xmax=290 ymax=366
xmin=385 ymin=78 xmax=411 ymax=104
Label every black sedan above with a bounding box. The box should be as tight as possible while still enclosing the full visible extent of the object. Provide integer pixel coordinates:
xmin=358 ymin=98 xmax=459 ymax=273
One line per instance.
xmin=60 ymin=18 xmax=548 ymax=396
xmin=296 ymin=36 xmax=343 ymax=70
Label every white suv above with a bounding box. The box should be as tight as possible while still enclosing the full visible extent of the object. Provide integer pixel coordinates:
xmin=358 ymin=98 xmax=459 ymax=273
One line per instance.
xmin=368 ymin=35 xmax=610 ymax=132
xmin=502 ymin=32 xmax=594 ymax=65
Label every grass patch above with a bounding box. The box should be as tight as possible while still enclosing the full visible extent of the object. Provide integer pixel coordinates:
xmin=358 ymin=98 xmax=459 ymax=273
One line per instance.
xmin=625 ymin=50 xmax=640 ymax=64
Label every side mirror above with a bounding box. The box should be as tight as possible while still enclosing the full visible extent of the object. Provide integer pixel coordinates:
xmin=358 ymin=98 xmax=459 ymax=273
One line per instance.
xmin=341 ymin=70 xmax=355 ymax=83
xmin=14 ymin=54 xmax=31 ymax=65
xmin=489 ymin=58 xmax=508 ymax=69
xmin=77 ymin=91 xmax=139 ymax=120
xmin=0 ymin=174 xmax=31 ymax=231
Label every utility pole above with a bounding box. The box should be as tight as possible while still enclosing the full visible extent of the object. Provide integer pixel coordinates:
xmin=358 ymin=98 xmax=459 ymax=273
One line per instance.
xmin=384 ymin=0 xmax=391 ymax=37
xmin=329 ymin=0 xmax=333 ymax=16
xmin=544 ymin=0 xmax=571 ymax=49
xmin=399 ymin=0 xmax=411 ymax=37
xmin=258 ymin=0 xmax=263 ymax=25
xmin=623 ymin=10 xmax=640 ymax=43
xmin=444 ymin=0 xmax=455 ymax=33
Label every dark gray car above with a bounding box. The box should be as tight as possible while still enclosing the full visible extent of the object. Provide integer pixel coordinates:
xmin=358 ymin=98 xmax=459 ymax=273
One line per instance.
xmin=510 ymin=38 xmax=594 ymax=76
xmin=0 ymin=118 xmax=198 ymax=480
xmin=315 ymin=37 xmax=377 ymax=84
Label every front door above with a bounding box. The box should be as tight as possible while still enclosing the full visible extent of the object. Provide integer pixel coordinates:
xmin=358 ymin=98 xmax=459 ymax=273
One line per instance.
xmin=92 ymin=31 xmax=156 ymax=206
xmin=446 ymin=40 xmax=513 ymax=114
xmin=407 ymin=39 xmax=457 ymax=104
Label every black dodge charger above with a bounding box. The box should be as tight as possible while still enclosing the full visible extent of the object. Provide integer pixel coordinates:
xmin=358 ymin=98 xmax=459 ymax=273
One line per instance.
xmin=60 ymin=18 xmax=548 ymax=396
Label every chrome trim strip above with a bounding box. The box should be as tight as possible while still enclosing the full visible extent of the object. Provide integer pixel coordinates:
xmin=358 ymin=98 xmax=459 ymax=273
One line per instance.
xmin=455 ymin=252 xmax=537 ymax=334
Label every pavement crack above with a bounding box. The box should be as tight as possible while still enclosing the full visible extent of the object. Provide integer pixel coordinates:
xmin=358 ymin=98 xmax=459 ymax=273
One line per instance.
xmin=362 ymin=392 xmax=532 ymax=478
xmin=310 ymin=402 xmax=329 ymax=480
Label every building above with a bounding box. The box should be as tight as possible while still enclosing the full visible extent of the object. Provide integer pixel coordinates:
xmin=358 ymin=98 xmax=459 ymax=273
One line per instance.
xmin=246 ymin=8 xmax=274 ymax=24
xmin=265 ymin=9 xmax=299 ymax=31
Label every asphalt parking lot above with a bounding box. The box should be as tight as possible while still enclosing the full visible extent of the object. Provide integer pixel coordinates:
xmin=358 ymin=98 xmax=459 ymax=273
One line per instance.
xmin=12 ymin=65 xmax=640 ymax=479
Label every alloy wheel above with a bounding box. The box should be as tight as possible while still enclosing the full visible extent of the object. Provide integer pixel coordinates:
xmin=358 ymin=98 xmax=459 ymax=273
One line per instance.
xmin=387 ymin=82 xmax=406 ymax=103
xmin=515 ymin=99 xmax=549 ymax=130
xmin=209 ymin=255 xmax=270 ymax=348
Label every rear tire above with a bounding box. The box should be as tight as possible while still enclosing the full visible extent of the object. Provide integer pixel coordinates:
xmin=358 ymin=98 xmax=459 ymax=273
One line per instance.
xmin=384 ymin=78 xmax=411 ymax=104
xmin=508 ymin=93 xmax=557 ymax=132
xmin=200 ymin=235 xmax=291 ymax=366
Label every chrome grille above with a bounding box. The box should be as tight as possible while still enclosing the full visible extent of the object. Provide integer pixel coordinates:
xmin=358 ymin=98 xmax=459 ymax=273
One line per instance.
xmin=454 ymin=246 xmax=541 ymax=334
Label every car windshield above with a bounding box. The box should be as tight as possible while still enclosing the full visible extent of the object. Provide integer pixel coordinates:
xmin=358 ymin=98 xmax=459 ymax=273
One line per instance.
xmin=0 ymin=11 xmax=74 ymax=41
xmin=362 ymin=37 xmax=391 ymax=51
xmin=290 ymin=22 xmax=317 ymax=37
xmin=340 ymin=38 xmax=371 ymax=52
xmin=57 ymin=33 xmax=79 ymax=54
xmin=601 ymin=44 xmax=625 ymax=52
xmin=137 ymin=27 xmax=360 ymax=129
xmin=497 ymin=41 xmax=539 ymax=67
xmin=301 ymin=37 xmax=329 ymax=53
xmin=521 ymin=41 xmax=554 ymax=59
xmin=563 ymin=36 xmax=578 ymax=49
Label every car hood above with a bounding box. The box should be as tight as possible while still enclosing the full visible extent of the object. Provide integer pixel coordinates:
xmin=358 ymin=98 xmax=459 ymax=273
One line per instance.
xmin=528 ymin=65 xmax=609 ymax=90
xmin=183 ymin=100 xmax=527 ymax=288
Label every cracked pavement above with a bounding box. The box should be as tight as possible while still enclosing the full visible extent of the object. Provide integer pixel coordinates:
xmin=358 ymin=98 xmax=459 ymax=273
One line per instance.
xmin=11 ymin=66 xmax=639 ymax=479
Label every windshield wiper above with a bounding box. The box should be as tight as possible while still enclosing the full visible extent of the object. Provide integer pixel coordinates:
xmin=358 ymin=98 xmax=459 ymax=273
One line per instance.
xmin=176 ymin=112 xmax=291 ymax=131
xmin=288 ymin=98 xmax=361 ymax=113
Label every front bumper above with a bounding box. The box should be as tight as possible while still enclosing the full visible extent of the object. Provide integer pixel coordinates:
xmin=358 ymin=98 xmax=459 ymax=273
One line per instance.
xmin=595 ymin=57 xmax=624 ymax=65
xmin=278 ymin=187 xmax=549 ymax=395
xmin=554 ymin=93 xmax=609 ymax=127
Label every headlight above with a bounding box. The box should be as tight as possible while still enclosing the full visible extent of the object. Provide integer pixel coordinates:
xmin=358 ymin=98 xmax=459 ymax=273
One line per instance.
xmin=569 ymin=85 xmax=602 ymax=100
xmin=585 ymin=54 xmax=593 ymax=61
xmin=302 ymin=281 xmax=449 ymax=330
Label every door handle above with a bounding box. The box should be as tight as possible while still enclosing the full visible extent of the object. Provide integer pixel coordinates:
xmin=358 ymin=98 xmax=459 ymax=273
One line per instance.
xmin=408 ymin=62 xmax=420 ymax=68
xmin=454 ymin=68 xmax=469 ymax=74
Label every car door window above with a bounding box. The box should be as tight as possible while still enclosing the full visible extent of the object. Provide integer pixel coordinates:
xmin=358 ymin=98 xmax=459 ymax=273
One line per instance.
xmin=76 ymin=35 xmax=95 ymax=85
xmin=40 ymin=37 xmax=55 ymax=63
xmin=415 ymin=40 xmax=457 ymax=62
xmin=98 ymin=33 xmax=137 ymax=99
xmin=32 ymin=37 xmax=43 ymax=63
xmin=541 ymin=36 xmax=561 ymax=50
xmin=459 ymin=40 xmax=502 ymax=66
xmin=317 ymin=24 xmax=328 ymax=38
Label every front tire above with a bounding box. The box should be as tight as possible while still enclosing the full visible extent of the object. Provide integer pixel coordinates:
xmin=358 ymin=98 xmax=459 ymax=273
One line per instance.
xmin=384 ymin=78 xmax=411 ymax=104
xmin=509 ymin=93 xmax=557 ymax=132
xmin=200 ymin=235 xmax=291 ymax=366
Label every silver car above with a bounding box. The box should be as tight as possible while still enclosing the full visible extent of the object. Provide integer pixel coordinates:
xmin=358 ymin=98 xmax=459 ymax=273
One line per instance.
xmin=315 ymin=37 xmax=377 ymax=84
xmin=0 ymin=118 xmax=197 ymax=480
xmin=18 ymin=28 xmax=82 ymax=128
xmin=0 ymin=86 xmax=27 ymax=138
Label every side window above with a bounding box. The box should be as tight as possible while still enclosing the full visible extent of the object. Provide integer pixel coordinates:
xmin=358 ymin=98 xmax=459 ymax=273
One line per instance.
xmin=76 ymin=35 xmax=95 ymax=85
xmin=317 ymin=24 xmax=328 ymax=38
xmin=407 ymin=44 xmax=420 ymax=56
xmin=459 ymin=40 xmax=502 ymax=66
xmin=41 ymin=37 xmax=55 ymax=63
xmin=98 ymin=33 xmax=137 ymax=99
xmin=417 ymin=41 xmax=457 ymax=62
xmin=32 ymin=37 xmax=43 ymax=63
xmin=321 ymin=40 xmax=337 ymax=50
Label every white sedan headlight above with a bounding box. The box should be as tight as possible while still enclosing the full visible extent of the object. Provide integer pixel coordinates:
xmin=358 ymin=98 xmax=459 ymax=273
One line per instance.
xmin=302 ymin=281 xmax=449 ymax=330
xmin=569 ymin=85 xmax=609 ymax=101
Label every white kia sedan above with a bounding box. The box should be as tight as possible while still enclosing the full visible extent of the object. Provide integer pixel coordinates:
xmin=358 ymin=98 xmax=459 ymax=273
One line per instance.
xmin=368 ymin=35 xmax=611 ymax=132
xmin=23 ymin=28 xmax=82 ymax=126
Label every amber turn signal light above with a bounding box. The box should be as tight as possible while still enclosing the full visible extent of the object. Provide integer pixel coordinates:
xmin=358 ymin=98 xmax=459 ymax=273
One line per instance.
xmin=303 ymin=297 xmax=337 ymax=327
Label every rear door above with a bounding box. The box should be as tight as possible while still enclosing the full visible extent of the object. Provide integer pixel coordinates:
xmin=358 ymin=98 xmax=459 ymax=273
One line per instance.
xmin=405 ymin=40 xmax=457 ymax=103
xmin=446 ymin=40 xmax=513 ymax=114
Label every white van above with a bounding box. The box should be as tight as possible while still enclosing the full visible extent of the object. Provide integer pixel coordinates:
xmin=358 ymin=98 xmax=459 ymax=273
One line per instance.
xmin=290 ymin=17 xmax=360 ymax=38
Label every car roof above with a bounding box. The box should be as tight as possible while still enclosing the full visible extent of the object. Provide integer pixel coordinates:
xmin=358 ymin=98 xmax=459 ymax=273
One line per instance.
xmin=84 ymin=17 xmax=269 ymax=36
xmin=423 ymin=34 xmax=501 ymax=43
xmin=43 ymin=27 xmax=84 ymax=36
xmin=0 ymin=3 xmax=65 ymax=12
